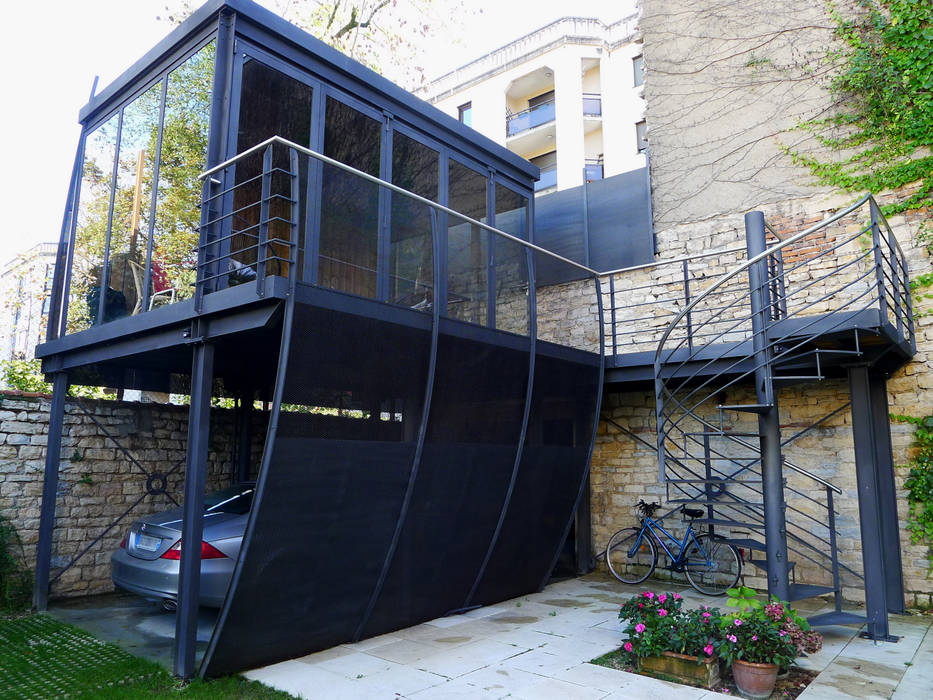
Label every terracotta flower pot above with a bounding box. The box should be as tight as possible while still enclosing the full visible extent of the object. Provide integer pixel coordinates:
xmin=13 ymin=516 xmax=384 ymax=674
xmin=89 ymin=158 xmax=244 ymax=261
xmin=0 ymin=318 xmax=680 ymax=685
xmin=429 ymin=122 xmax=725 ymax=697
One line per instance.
xmin=732 ymin=659 xmax=779 ymax=699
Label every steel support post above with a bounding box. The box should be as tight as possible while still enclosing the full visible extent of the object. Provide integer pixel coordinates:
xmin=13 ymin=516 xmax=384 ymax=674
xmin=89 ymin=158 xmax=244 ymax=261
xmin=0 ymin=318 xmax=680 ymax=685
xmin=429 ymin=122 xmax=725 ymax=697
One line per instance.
xmin=745 ymin=211 xmax=791 ymax=602
xmin=174 ymin=342 xmax=215 ymax=678
xmin=848 ymin=364 xmax=899 ymax=640
xmin=33 ymin=372 xmax=69 ymax=611
xmin=868 ymin=372 xmax=905 ymax=614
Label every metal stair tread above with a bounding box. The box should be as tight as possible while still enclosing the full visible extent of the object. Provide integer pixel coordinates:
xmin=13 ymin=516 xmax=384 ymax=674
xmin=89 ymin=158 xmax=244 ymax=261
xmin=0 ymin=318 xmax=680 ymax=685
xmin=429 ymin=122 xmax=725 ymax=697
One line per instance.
xmin=806 ymin=611 xmax=867 ymax=627
xmin=723 ymin=538 xmax=766 ymax=551
xmin=684 ymin=431 xmax=763 ymax=438
xmin=690 ymin=518 xmax=764 ymax=529
xmin=747 ymin=558 xmax=796 ymax=572
xmin=717 ymin=403 xmax=773 ymax=414
xmin=787 ymin=583 xmax=837 ymax=601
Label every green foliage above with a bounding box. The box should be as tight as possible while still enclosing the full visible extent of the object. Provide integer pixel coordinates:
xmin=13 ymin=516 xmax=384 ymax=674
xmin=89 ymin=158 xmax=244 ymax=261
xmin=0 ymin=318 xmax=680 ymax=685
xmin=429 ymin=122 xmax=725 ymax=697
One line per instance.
xmin=894 ymin=412 xmax=933 ymax=570
xmin=789 ymin=1 xmax=933 ymax=221
xmin=723 ymin=585 xmax=764 ymax=613
xmin=718 ymin=596 xmax=819 ymax=668
xmin=1 ymin=358 xmax=109 ymax=399
xmin=0 ymin=514 xmax=32 ymax=613
xmin=618 ymin=590 xmax=722 ymax=661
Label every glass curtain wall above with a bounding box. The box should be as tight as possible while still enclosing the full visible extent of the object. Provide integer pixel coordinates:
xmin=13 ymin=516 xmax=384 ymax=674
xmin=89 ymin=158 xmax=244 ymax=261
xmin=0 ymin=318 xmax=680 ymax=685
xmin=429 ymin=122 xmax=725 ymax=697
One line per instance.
xmin=64 ymin=41 xmax=215 ymax=335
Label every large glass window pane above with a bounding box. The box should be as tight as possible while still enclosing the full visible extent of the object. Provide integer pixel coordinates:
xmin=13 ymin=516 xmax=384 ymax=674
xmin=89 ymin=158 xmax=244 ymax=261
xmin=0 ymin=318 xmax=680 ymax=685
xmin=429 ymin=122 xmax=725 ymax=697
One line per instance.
xmin=107 ymin=82 xmax=162 ymax=318
xmin=319 ymin=97 xmax=381 ymax=298
xmin=151 ymin=41 xmax=215 ymax=308
xmin=493 ymin=186 xmax=529 ymax=334
xmin=446 ymin=160 xmax=488 ymax=324
xmin=230 ymin=60 xmax=313 ymax=286
xmin=389 ymin=132 xmax=437 ymax=309
xmin=67 ymin=114 xmax=119 ymax=333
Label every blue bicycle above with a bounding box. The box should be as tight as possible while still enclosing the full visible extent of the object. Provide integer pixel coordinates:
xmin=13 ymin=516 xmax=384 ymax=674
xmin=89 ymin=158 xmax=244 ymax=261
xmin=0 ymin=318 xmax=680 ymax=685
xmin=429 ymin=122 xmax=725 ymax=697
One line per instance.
xmin=605 ymin=500 xmax=741 ymax=595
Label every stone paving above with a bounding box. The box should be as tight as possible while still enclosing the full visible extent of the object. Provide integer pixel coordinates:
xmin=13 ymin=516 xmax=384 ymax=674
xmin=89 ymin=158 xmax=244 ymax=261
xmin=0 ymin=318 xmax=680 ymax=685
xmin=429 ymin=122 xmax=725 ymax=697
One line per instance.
xmin=244 ymin=573 xmax=933 ymax=700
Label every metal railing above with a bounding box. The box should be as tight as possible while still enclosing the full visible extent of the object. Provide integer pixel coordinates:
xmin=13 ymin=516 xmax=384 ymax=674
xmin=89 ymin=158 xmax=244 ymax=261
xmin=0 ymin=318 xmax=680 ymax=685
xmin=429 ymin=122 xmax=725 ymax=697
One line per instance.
xmin=650 ymin=193 xmax=913 ymax=598
xmin=506 ymin=100 xmax=556 ymax=137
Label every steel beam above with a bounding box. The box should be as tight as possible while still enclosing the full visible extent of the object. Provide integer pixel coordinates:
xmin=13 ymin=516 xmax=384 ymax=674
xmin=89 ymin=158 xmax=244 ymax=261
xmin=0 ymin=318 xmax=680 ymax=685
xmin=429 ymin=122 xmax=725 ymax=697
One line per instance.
xmin=174 ymin=341 xmax=215 ymax=678
xmin=33 ymin=372 xmax=69 ymax=611
xmin=745 ymin=211 xmax=790 ymax=601
xmin=849 ymin=364 xmax=899 ymax=640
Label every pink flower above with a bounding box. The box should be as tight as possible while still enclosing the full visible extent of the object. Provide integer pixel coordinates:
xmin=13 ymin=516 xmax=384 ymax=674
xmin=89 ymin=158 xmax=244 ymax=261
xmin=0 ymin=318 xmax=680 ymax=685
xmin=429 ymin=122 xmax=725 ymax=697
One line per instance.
xmin=752 ymin=635 xmax=758 ymax=641
xmin=635 ymin=623 xmax=646 ymax=634
xmin=728 ymin=634 xmax=737 ymax=643
xmin=657 ymin=593 xmax=667 ymax=603
xmin=624 ymin=642 xmax=633 ymax=652
xmin=733 ymin=618 xmax=743 ymax=627
xmin=780 ymin=630 xmax=787 ymax=637
xmin=703 ymin=644 xmax=714 ymax=656
xmin=673 ymin=593 xmax=682 ymax=600
xmin=643 ymin=591 xmax=654 ymax=600
xmin=702 ymin=612 xmax=711 ymax=619
xmin=658 ymin=609 xmax=668 ymax=617
xmin=638 ymin=603 xmax=643 ymax=608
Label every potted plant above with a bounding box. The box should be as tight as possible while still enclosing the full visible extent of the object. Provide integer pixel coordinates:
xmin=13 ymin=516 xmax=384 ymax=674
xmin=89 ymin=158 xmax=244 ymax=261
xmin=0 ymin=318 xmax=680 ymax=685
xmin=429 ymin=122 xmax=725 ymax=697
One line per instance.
xmin=717 ymin=587 xmax=822 ymax=699
xmin=618 ymin=591 xmax=722 ymax=688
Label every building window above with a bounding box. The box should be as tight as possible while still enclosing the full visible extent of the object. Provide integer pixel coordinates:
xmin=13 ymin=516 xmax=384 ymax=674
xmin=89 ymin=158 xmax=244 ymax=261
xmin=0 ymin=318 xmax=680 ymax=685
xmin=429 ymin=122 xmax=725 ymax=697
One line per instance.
xmin=636 ymin=120 xmax=648 ymax=153
xmin=633 ymin=55 xmax=644 ymax=87
xmin=458 ymin=102 xmax=473 ymax=127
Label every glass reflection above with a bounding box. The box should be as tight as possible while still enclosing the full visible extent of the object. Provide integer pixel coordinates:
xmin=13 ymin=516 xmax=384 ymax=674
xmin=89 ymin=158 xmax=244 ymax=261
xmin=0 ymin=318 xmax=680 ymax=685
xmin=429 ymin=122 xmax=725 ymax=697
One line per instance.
xmin=390 ymin=132 xmax=437 ymax=309
xmin=67 ymin=114 xmax=119 ymax=333
xmin=493 ymin=186 xmax=529 ymax=335
xmin=319 ymin=97 xmax=381 ymax=298
xmin=108 ymin=82 xmax=162 ymax=316
xmin=151 ymin=41 xmax=215 ymax=308
xmin=447 ymin=160 xmax=488 ymax=324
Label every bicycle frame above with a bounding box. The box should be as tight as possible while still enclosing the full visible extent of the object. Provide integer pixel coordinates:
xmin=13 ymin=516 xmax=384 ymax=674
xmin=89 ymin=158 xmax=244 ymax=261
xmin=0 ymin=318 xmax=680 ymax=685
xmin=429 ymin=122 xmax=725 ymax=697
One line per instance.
xmin=629 ymin=516 xmax=706 ymax=566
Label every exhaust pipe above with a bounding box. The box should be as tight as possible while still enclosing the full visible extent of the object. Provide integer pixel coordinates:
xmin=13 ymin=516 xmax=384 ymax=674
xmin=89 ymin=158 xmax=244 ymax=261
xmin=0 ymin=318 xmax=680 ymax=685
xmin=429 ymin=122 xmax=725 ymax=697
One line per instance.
xmin=160 ymin=598 xmax=178 ymax=613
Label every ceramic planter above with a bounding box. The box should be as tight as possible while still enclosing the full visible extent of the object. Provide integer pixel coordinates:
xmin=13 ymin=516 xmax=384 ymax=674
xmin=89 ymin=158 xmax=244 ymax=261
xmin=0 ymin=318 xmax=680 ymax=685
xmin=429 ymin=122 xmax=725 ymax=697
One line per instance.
xmin=731 ymin=659 xmax=779 ymax=699
xmin=639 ymin=651 xmax=720 ymax=688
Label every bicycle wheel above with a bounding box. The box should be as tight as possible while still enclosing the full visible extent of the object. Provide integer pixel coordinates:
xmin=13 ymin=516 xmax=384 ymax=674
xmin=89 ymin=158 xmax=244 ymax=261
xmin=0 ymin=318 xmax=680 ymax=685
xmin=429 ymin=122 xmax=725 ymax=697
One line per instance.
xmin=684 ymin=533 xmax=741 ymax=595
xmin=606 ymin=527 xmax=657 ymax=584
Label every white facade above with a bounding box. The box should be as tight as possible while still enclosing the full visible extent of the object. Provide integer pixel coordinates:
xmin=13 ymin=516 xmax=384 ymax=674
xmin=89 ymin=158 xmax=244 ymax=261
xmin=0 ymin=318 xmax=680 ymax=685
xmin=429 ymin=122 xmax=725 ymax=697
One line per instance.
xmin=421 ymin=15 xmax=646 ymax=193
xmin=0 ymin=242 xmax=56 ymax=363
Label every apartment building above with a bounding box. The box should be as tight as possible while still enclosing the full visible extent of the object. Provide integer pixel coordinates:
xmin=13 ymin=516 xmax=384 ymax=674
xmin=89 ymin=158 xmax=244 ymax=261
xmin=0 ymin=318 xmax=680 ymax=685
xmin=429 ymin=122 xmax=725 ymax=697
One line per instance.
xmin=421 ymin=15 xmax=646 ymax=194
xmin=0 ymin=241 xmax=56 ymax=363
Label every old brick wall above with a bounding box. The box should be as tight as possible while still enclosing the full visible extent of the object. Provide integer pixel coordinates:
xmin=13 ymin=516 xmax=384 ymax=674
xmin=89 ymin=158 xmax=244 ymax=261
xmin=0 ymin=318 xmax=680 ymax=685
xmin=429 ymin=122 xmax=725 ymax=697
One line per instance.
xmin=0 ymin=391 xmax=266 ymax=600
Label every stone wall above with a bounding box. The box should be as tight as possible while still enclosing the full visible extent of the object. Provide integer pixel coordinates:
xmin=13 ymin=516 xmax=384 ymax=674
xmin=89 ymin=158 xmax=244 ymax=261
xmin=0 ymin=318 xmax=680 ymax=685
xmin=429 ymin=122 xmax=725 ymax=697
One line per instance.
xmin=0 ymin=391 xmax=266 ymax=600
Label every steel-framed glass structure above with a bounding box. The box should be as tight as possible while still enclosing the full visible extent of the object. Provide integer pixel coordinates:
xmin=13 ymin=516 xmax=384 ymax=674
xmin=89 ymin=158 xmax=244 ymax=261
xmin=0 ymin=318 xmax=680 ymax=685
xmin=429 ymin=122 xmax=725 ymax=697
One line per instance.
xmin=35 ymin=0 xmax=605 ymax=679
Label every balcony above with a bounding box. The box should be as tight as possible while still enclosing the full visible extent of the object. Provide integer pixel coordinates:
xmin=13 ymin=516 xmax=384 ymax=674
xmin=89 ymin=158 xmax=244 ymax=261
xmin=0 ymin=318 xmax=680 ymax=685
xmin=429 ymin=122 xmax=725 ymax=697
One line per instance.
xmin=582 ymin=93 xmax=602 ymax=117
xmin=535 ymin=166 xmax=558 ymax=192
xmin=506 ymin=99 xmax=555 ymax=138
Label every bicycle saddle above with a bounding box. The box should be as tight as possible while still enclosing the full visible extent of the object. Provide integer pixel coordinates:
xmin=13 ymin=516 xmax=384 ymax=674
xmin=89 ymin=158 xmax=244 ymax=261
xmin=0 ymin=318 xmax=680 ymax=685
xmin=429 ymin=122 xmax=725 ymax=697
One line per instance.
xmin=681 ymin=506 xmax=704 ymax=519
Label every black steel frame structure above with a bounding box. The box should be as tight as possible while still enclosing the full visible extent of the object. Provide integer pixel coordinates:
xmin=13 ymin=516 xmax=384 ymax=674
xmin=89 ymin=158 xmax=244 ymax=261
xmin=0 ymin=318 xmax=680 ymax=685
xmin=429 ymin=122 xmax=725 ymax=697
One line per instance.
xmin=34 ymin=0 xmax=605 ymax=679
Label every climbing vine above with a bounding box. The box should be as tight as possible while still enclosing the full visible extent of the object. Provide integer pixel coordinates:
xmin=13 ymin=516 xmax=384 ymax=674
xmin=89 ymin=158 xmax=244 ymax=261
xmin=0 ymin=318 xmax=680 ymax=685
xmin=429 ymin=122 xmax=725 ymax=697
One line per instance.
xmin=788 ymin=0 xmax=933 ymax=224
xmin=893 ymin=413 xmax=933 ymax=573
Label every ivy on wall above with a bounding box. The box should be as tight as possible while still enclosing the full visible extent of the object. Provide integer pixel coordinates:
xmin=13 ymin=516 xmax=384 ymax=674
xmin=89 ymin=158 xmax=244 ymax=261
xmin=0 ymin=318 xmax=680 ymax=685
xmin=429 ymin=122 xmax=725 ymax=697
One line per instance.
xmin=893 ymin=414 xmax=933 ymax=572
xmin=787 ymin=0 xmax=933 ymax=222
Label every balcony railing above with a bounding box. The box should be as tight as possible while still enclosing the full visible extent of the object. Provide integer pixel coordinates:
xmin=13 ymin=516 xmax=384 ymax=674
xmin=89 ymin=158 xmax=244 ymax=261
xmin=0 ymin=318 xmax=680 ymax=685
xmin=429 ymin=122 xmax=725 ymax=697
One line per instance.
xmin=584 ymin=160 xmax=603 ymax=182
xmin=582 ymin=93 xmax=602 ymax=117
xmin=506 ymin=100 xmax=555 ymax=137
xmin=535 ymin=166 xmax=558 ymax=192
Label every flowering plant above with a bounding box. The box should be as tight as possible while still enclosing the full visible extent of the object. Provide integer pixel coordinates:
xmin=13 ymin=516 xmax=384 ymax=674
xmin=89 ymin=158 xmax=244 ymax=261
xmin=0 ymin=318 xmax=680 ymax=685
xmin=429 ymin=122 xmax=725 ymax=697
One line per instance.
xmin=618 ymin=591 xmax=722 ymax=662
xmin=716 ymin=587 xmax=821 ymax=667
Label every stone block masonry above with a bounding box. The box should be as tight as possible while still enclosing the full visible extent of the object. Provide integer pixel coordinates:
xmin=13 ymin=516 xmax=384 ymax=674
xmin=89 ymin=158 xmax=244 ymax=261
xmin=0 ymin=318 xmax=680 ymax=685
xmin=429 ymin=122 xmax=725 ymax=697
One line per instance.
xmin=0 ymin=391 xmax=266 ymax=600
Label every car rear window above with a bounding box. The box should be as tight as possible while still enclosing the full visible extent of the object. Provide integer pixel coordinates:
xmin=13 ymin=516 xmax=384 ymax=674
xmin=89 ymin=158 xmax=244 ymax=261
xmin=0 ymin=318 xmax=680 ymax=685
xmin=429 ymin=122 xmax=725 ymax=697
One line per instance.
xmin=204 ymin=484 xmax=254 ymax=515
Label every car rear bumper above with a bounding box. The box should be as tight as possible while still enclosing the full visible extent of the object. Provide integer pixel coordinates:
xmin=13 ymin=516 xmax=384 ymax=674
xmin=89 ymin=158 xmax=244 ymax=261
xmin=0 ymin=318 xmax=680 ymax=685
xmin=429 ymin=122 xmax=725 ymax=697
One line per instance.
xmin=111 ymin=549 xmax=233 ymax=608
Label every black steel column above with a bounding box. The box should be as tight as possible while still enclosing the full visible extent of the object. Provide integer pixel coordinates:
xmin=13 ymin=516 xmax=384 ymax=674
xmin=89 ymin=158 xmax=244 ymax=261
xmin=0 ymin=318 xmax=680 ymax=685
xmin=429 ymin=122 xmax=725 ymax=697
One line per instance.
xmin=868 ymin=372 xmax=905 ymax=614
xmin=33 ymin=372 xmax=69 ymax=611
xmin=848 ymin=364 xmax=895 ymax=639
xmin=174 ymin=342 xmax=215 ymax=678
xmin=745 ymin=211 xmax=791 ymax=601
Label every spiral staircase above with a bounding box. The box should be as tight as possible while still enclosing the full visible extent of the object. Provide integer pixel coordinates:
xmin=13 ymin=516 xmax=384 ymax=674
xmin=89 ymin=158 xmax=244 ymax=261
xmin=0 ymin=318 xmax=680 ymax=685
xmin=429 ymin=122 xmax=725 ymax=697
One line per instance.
xmin=649 ymin=195 xmax=914 ymax=640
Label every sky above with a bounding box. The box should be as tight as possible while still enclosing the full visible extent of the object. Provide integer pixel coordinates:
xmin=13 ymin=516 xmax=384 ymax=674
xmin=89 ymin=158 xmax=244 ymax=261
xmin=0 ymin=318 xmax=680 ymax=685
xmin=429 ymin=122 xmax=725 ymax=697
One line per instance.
xmin=0 ymin=0 xmax=633 ymax=266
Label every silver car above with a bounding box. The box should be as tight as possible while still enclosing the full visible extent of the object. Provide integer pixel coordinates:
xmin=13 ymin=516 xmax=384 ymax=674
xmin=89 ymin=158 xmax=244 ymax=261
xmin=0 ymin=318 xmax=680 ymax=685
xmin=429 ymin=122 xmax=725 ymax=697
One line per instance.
xmin=111 ymin=483 xmax=253 ymax=609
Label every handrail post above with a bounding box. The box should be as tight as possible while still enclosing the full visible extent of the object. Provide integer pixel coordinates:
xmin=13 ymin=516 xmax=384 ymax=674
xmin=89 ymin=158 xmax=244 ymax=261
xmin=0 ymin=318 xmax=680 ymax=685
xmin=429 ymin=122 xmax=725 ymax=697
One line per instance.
xmin=826 ymin=486 xmax=842 ymax=611
xmin=683 ymin=260 xmax=693 ymax=352
xmin=745 ymin=210 xmax=790 ymax=602
xmin=257 ymin=144 xmax=273 ymax=298
xmin=869 ymin=198 xmax=889 ymax=325
xmin=884 ymin=218 xmax=904 ymax=340
xmin=609 ymin=274 xmax=618 ymax=356
xmin=288 ymin=147 xmax=300 ymax=293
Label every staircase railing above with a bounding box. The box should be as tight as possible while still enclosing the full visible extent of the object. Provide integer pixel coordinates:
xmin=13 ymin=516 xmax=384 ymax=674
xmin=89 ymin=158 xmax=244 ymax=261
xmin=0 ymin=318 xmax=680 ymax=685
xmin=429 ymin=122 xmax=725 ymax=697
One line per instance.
xmin=652 ymin=193 xmax=912 ymax=600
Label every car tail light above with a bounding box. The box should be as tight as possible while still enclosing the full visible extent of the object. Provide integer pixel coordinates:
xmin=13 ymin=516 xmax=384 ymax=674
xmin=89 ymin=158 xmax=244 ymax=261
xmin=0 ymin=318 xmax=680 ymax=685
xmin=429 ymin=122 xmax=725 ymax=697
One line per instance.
xmin=120 ymin=533 xmax=128 ymax=548
xmin=160 ymin=540 xmax=228 ymax=560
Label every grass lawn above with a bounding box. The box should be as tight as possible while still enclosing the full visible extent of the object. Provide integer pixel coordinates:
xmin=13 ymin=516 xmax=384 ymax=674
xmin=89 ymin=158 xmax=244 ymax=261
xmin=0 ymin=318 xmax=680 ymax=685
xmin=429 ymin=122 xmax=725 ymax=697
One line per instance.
xmin=0 ymin=614 xmax=297 ymax=699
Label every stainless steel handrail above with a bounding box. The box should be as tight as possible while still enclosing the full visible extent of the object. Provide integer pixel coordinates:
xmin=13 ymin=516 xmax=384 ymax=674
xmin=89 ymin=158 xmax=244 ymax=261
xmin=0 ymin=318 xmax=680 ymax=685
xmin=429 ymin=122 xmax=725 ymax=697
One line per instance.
xmin=598 ymin=246 xmax=746 ymax=278
xmin=199 ymin=135 xmax=599 ymax=279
